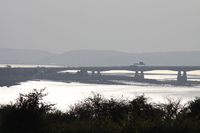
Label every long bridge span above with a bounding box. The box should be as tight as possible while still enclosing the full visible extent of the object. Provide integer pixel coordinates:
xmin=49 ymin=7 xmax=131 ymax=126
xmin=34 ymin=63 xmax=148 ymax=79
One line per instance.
xmin=39 ymin=65 xmax=200 ymax=83
xmin=63 ymin=66 xmax=200 ymax=71
xmin=1 ymin=65 xmax=200 ymax=83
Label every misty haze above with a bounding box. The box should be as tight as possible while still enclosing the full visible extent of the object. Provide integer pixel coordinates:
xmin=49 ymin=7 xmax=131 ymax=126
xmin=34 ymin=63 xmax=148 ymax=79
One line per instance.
xmin=0 ymin=1 xmax=200 ymax=132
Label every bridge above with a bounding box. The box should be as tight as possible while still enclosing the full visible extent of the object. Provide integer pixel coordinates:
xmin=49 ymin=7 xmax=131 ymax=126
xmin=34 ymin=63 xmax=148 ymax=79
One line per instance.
xmin=1 ymin=65 xmax=200 ymax=83
xmin=49 ymin=65 xmax=200 ymax=83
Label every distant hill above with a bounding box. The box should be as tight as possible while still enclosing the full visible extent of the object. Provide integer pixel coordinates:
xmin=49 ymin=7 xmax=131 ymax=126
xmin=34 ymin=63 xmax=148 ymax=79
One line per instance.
xmin=34 ymin=50 xmax=200 ymax=66
xmin=0 ymin=48 xmax=57 ymax=64
xmin=0 ymin=48 xmax=200 ymax=66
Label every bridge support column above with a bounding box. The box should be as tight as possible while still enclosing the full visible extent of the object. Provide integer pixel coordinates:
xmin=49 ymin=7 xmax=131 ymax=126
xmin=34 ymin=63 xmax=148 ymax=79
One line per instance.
xmin=76 ymin=70 xmax=88 ymax=75
xmin=140 ymin=71 xmax=144 ymax=79
xmin=97 ymin=71 xmax=101 ymax=75
xmin=135 ymin=71 xmax=139 ymax=77
xmin=183 ymin=71 xmax=187 ymax=82
xmin=91 ymin=71 xmax=101 ymax=75
xmin=91 ymin=71 xmax=95 ymax=75
xmin=134 ymin=71 xmax=144 ymax=80
xmin=177 ymin=71 xmax=187 ymax=83
xmin=177 ymin=71 xmax=182 ymax=82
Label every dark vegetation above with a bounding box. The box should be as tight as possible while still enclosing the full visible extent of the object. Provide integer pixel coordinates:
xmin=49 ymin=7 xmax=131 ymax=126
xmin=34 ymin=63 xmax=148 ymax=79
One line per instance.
xmin=0 ymin=89 xmax=200 ymax=133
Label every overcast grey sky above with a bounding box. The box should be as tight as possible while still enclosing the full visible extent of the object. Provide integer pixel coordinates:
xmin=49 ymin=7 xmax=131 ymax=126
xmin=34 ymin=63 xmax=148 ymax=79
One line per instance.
xmin=0 ymin=0 xmax=199 ymax=53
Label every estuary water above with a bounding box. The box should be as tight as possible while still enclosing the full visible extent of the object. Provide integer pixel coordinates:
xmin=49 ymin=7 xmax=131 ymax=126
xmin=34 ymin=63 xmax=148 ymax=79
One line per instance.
xmin=0 ymin=70 xmax=200 ymax=111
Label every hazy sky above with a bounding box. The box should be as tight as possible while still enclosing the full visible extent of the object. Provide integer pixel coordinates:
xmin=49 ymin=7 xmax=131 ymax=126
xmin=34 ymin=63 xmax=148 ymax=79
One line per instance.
xmin=0 ymin=0 xmax=200 ymax=53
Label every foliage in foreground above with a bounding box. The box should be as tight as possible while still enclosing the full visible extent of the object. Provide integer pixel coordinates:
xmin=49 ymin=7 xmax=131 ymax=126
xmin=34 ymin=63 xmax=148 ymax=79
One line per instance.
xmin=0 ymin=89 xmax=200 ymax=133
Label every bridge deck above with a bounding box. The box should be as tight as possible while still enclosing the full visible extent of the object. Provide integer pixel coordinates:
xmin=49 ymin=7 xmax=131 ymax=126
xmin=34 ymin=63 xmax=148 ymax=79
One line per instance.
xmin=61 ymin=66 xmax=200 ymax=72
xmin=1 ymin=66 xmax=200 ymax=72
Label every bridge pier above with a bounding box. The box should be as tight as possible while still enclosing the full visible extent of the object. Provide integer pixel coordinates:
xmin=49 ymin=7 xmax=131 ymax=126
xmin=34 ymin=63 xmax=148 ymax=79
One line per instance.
xmin=177 ymin=71 xmax=187 ymax=83
xmin=92 ymin=71 xmax=95 ymax=75
xmin=91 ymin=71 xmax=101 ymax=75
xmin=97 ymin=71 xmax=101 ymax=75
xmin=135 ymin=71 xmax=139 ymax=77
xmin=134 ymin=71 xmax=144 ymax=80
xmin=76 ymin=70 xmax=88 ymax=75
xmin=140 ymin=71 xmax=144 ymax=79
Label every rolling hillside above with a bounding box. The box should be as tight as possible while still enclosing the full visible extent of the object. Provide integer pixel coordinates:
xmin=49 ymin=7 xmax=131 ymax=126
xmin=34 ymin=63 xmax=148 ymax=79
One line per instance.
xmin=0 ymin=48 xmax=199 ymax=66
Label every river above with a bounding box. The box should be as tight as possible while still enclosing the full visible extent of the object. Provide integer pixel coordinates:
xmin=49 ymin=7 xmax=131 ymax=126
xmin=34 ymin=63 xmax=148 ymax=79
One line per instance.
xmin=0 ymin=69 xmax=200 ymax=111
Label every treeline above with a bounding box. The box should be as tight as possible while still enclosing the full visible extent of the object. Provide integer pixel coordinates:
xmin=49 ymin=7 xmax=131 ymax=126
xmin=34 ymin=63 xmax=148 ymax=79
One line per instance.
xmin=0 ymin=89 xmax=200 ymax=133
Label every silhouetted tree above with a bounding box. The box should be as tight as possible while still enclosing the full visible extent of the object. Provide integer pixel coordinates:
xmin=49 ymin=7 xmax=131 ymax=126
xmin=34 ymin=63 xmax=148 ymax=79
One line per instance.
xmin=0 ymin=91 xmax=200 ymax=133
xmin=188 ymin=97 xmax=200 ymax=119
xmin=68 ymin=92 xmax=129 ymax=122
xmin=0 ymin=88 xmax=55 ymax=133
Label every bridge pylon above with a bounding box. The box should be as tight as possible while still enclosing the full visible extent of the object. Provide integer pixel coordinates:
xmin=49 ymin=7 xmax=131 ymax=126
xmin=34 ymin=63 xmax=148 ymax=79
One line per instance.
xmin=91 ymin=71 xmax=101 ymax=76
xmin=92 ymin=71 xmax=95 ymax=75
xmin=134 ymin=71 xmax=144 ymax=80
xmin=97 ymin=71 xmax=101 ymax=75
xmin=177 ymin=71 xmax=187 ymax=83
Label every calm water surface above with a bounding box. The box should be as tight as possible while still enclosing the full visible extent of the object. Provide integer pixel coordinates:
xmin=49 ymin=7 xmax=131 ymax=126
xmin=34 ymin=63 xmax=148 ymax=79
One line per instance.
xmin=0 ymin=70 xmax=200 ymax=111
